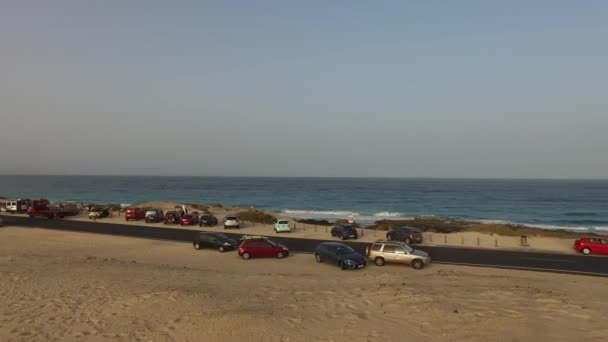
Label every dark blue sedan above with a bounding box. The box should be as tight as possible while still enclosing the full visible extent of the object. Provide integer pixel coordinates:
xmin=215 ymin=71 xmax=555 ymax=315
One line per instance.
xmin=314 ymin=242 xmax=366 ymax=270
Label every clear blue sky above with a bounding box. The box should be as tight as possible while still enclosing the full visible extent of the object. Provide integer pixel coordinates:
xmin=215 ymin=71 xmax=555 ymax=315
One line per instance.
xmin=1 ymin=1 xmax=607 ymax=178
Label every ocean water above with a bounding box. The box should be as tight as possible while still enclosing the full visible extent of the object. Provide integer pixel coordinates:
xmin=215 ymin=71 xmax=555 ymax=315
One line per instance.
xmin=1 ymin=176 xmax=607 ymax=231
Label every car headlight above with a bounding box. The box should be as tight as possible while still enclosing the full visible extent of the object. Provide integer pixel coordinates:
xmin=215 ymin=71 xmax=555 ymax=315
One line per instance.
xmin=223 ymin=242 xmax=231 ymax=246
xmin=344 ymin=259 xmax=355 ymax=265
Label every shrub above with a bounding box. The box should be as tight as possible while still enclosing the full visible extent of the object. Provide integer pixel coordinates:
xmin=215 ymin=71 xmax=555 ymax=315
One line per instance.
xmin=237 ymin=209 xmax=277 ymax=224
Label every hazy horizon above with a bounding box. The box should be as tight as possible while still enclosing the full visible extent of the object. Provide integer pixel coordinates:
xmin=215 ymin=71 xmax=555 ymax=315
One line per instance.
xmin=1 ymin=1 xmax=607 ymax=179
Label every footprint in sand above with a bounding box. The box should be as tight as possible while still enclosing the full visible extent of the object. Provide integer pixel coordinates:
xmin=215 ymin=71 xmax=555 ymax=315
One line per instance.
xmin=287 ymin=317 xmax=303 ymax=326
xmin=355 ymin=312 xmax=370 ymax=320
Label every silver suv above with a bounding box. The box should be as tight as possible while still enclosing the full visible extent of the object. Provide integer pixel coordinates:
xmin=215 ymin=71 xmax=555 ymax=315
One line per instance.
xmin=223 ymin=215 xmax=240 ymax=229
xmin=366 ymin=240 xmax=430 ymax=269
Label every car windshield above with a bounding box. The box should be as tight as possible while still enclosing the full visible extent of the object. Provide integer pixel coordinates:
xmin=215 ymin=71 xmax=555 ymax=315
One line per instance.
xmin=404 ymin=245 xmax=414 ymax=253
xmin=336 ymin=246 xmax=355 ymax=254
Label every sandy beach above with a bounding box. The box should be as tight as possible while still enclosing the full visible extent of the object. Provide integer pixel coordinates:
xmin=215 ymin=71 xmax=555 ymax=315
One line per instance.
xmin=1 ymin=226 xmax=607 ymax=341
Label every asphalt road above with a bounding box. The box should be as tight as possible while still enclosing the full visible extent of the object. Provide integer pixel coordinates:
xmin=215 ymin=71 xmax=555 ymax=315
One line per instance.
xmin=2 ymin=215 xmax=607 ymax=277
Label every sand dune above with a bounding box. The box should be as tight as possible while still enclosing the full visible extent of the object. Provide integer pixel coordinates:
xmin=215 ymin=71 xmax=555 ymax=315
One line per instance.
xmin=1 ymin=227 xmax=607 ymax=341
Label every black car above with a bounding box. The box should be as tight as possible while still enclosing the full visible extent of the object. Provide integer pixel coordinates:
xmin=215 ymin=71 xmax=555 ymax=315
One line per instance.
xmin=330 ymin=225 xmax=358 ymax=240
xmin=193 ymin=232 xmax=238 ymax=252
xmin=164 ymin=211 xmax=181 ymax=224
xmin=199 ymin=214 xmax=218 ymax=227
xmin=314 ymin=242 xmax=366 ymax=270
xmin=145 ymin=209 xmax=164 ymax=223
xmin=386 ymin=226 xmax=423 ymax=244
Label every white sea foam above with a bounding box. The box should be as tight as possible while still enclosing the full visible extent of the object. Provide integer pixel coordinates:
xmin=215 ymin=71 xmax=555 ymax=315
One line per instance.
xmin=373 ymin=212 xmax=403 ymax=217
xmin=281 ymin=209 xmax=414 ymax=224
xmin=282 ymin=209 xmax=359 ymax=217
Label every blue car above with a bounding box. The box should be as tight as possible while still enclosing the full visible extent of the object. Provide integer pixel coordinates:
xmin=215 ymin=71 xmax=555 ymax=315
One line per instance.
xmin=314 ymin=242 xmax=367 ymax=270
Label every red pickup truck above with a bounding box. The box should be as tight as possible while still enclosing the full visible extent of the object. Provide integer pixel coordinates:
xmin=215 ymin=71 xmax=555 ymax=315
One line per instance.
xmin=27 ymin=199 xmax=64 ymax=219
xmin=125 ymin=207 xmax=146 ymax=221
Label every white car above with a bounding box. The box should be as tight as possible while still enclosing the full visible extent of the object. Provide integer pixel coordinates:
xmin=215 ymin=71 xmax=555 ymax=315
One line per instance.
xmin=223 ymin=215 xmax=240 ymax=229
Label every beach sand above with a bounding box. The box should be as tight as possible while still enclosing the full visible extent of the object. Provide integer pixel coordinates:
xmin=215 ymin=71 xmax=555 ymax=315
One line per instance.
xmin=1 ymin=226 xmax=606 ymax=341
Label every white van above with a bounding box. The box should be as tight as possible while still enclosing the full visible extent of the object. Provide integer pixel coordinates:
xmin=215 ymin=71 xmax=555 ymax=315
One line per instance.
xmin=1 ymin=199 xmax=30 ymax=213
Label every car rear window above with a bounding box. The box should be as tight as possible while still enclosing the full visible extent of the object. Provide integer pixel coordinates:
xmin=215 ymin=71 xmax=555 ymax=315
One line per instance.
xmin=278 ymin=220 xmax=288 ymax=225
xmin=226 ymin=216 xmax=238 ymax=220
xmin=371 ymin=244 xmax=382 ymax=251
xmin=183 ymin=215 xmax=192 ymax=219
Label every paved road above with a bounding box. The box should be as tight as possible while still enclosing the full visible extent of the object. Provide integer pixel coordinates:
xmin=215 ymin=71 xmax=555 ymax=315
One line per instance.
xmin=2 ymin=215 xmax=607 ymax=277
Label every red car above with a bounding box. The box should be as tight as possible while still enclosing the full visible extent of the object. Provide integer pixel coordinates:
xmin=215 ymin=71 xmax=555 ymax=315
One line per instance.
xmin=125 ymin=207 xmax=146 ymax=221
xmin=574 ymin=237 xmax=608 ymax=255
xmin=180 ymin=214 xmax=199 ymax=226
xmin=238 ymin=236 xmax=289 ymax=260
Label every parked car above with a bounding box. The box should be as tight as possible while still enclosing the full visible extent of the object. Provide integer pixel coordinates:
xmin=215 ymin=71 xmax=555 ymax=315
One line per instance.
xmin=193 ymin=232 xmax=239 ymax=252
xmin=0 ymin=216 xmax=3 ymax=227
xmin=224 ymin=215 xmax=240 ymax=229
xmin=238 ymin=236 xmax=289 ymax=260
xmin=199 ymin=214 xmax=218 ymax=227
xmin=330 ymin=225 xmax=358 ymax=240
xmin=180 ymin=213 xmax=199 ymax=226
xmin=2 ymin=199 xmax=30 ymax=213
xmin=274 ymin=219 xmax=291 ymax=233
xmin=574 ymin=237 xmax=608 ymax=255
xmin=314 ymin=242 xmax=366 ymax=270
xmin=145 ymin=209 xmax=164 ymax=223
xmin=386 ymin=226 xmax=423 ymax=244
xmin=88 ymin=207 xmax=110 ymax=219
xmin=164 ymin=211 xmax=181 ymax=224
xmin=366 ymin=240 xmax=430 ymax=269
xmin=60 ymin=204 xmax=80 ymax=216
xmin=28 ymin=199 xmax=64 ymax=219
xmin=125 ymin=207 xmax=146 ymax=221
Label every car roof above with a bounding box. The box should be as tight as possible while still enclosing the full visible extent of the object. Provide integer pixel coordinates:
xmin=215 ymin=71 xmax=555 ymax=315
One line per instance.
xmin=319 ymin=242 xmax=348 ymax=247
xmin=373 ymin=240 xmax=406 ymax=246
xmin=395 ymin=226 xmax=419 ymax=230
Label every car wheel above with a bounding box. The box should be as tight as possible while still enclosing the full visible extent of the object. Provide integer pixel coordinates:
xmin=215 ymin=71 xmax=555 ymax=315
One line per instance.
xmin=375 ymin=257 xmax=385 ymax=266
xmin=582 ymin=248 xmax=592 ymax=255
xmin=219 ymin=246 xmax=225 ymax=253
xmin=242 ymin=252 xmax=251 ymax=260
xmin=315 ymin=253 xmax=322 ymax=263
xmin=339 ymin=261 xmax=347 ymax=270
xmin=412 ymin=259 xmax=424 ymax=270
xmin=276 ymin=252 xmax=285 ymax=259
xmin=224 ymin=225 xmax=227 ymax=229
xmin=341 ymin=235 xmax=346 ymax=240
xmin=193 ymin=242 xmax=201 ymax=250
xmin=236 ymin=225 xmax=240 ymax=229
xmin=405 ymin=238 xmax=412 ymax=245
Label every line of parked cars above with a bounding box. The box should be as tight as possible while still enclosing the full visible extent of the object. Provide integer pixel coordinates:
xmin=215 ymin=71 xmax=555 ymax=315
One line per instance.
xmin=120 ymin=207 xmax=229 ymax=228
xmin=191 ymin=230 xmax=431 ymax=270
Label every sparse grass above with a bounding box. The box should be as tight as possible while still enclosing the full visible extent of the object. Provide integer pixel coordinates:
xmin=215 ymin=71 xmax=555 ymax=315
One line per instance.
xmin=237 ymin=209 xmax=277 ymax=224
xmin=187 ymin=203 xmax=210 ymax=213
